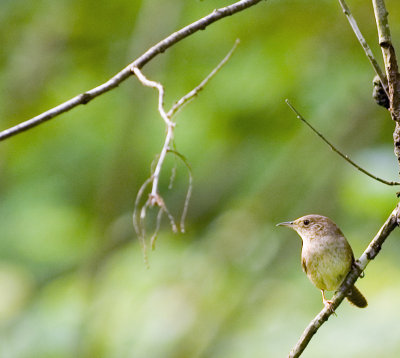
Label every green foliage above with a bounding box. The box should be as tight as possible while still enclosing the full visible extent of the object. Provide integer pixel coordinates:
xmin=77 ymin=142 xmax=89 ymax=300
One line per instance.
xmin=1 ymin=0 xmax=400 ymax=357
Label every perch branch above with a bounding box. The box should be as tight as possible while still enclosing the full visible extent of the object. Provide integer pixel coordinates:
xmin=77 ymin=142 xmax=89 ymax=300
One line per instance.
xmin=337 ymin=0 xmax=388 ymax=96
xmin=0 ymin=0 xmax=263 ymax=142
xmin=285 ymin=100 xmax=400 ymax=186
xmin=288 ymin=203 xmax=400 ymax=358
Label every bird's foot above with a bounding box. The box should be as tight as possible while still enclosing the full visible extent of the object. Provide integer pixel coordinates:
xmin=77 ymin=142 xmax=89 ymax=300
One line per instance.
xmin=320 ymin=290 xmax=337 ymax=315
xmin=323 ymin=299 xmax=337 ymax=316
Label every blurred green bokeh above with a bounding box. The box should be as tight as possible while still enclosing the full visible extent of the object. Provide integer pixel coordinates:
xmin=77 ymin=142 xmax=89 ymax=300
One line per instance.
xmin=1 ymin=0 xmax=400 ymax=357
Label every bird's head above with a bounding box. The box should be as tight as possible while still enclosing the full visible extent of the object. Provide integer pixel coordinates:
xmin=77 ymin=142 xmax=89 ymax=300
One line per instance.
xmin=277 ymin=214 xmax=341 ymax=241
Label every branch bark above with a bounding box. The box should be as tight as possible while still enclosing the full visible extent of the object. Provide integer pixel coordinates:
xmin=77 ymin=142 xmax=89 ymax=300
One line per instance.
xmin=288 ymin=203 xmax=400 ymax=358
xmin=0 ymin=0 xmax=263 ymax=142
xmin=372 ymin=0 xmax=400 ymax=169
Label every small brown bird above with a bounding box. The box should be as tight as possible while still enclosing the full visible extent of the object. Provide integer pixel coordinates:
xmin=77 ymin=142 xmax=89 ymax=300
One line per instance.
xmin=277 ymin=214 xmax=367 ymax=308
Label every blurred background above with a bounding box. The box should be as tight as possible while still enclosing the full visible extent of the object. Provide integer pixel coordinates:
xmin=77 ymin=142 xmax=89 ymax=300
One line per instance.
xmin=1 ymin=0 xmax=400 ymax=357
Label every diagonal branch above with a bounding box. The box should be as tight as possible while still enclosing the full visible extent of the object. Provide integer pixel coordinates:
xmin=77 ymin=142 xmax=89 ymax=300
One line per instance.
xmin=288 ymin=203 xmax=400 ymax=358
xmin=0 ymin=0 xmax=263 ymax=142
xmin=337 ymin=0 xmax=388 ymax=96
xmin=285 ymin=100 xmax=400 ymax=186
xmin=168 ymin=39 xmax=240 ymax=118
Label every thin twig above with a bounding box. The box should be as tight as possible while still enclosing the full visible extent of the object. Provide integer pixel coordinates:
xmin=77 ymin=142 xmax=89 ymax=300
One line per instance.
xmin=0 ymin=0 xmax=263 ymax=141
xmin=288 ymin=204 xmax=400 ymax=358
xmin=150 ymin=208 xmax=164 ymax=250
xmin=285 ymin=99 xmax=400 ymax=186
xmin=140 ymin=203 xmax=149 ymax=239
xmin=162 ymin=202 xmax=178 ymax=234
xmin=337 ymin=0 xmax=388 ymax=96
xmin=168 ymin=165 xmax=177 ymax=190
xmin=132 ymin=177 xmax=153 ymax=244
xmin=168 ymin=149 xmax=193 ymax=233
xmin=168 ymin=39 xmax=241 ymax=118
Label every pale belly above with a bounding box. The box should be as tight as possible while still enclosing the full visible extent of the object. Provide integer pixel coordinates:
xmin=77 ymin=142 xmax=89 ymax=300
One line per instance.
xmin=301 ymin=239 xmax=353 ymax=291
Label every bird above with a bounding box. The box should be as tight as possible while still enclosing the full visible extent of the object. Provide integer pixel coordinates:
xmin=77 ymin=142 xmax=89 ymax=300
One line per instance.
xmin=277 ymin=214 xmax=367 ymax=309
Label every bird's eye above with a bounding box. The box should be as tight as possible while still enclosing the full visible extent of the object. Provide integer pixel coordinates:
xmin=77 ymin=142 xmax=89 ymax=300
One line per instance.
xmin=303 ymin=219 xmax=310 ymax=226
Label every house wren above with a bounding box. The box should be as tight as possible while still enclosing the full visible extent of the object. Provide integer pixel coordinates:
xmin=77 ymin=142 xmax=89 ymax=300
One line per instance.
xmin=277 ymin=214 xmax=367 ymax=308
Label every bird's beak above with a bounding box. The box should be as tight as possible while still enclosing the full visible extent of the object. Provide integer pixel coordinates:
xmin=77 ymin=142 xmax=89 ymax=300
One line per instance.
xmin=276 ymin=221 xmax=294 ymax=228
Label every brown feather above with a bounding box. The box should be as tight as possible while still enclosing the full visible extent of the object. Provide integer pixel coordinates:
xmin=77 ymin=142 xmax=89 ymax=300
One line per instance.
xmin=346 ymin=285 xmax=368 ymax=308
xmin=301 ymin=257 xmax=307 ymax=274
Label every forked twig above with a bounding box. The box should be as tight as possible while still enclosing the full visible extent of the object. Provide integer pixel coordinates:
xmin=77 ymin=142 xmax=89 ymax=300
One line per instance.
xmin=285 ymin=100 xmax=400 ymax=186
xmin=132 ymin=40 xmax=239 ymax=260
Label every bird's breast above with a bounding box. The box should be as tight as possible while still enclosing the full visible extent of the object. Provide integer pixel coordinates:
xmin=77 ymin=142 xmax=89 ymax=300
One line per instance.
xmin=301 ymin=235 xmax=353 ymax=291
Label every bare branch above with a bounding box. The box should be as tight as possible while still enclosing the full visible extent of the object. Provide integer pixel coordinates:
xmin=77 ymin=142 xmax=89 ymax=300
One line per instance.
xmin=337 ymin=0 xmax=388 ymax=96
xmin=132 ymin=40 xmax=239 ymax=258
xmin=0 ymin=0 xmax=263 ymax=142
xmin=372 ymin=0 xmax=400 ymax=115
xmin=372 ymin=0 xmax=400 ymax=172
xmin=285 ymin=100 xmax=400 ymax=186
xmin=288 ymin=204 xmax=400 ymax=358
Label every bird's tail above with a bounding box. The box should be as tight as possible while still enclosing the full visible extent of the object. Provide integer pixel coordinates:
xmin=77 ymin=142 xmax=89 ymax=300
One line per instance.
xmin=346 ymin=285 xmax=367 ymax=308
